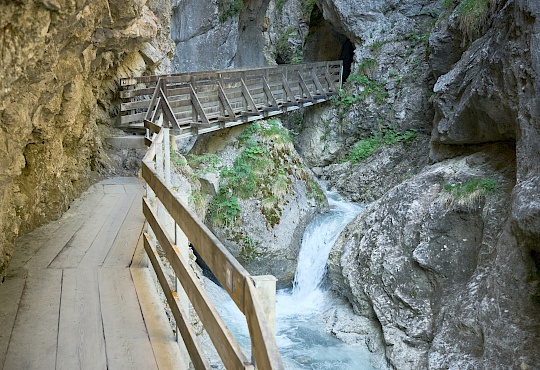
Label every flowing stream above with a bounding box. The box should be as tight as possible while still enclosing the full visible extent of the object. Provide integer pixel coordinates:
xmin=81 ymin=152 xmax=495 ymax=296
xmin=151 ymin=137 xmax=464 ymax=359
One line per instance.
xmin=206 ymin=188 xmax=377 ymax=369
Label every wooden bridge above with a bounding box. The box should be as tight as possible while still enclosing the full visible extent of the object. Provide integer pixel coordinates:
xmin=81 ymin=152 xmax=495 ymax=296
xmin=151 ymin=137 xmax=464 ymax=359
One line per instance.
xmin=119 ymin=61 xmax=343 ymax=140
xmin=0 ymin=62 xmax=343 ymax=370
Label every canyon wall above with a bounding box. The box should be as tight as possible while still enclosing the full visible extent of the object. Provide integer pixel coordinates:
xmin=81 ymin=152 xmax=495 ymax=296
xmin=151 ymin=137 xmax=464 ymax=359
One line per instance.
xmin=321 ymin=0 xmax=540 ymax=368
xmin=0 ymin=0 xmax=172 ymax=279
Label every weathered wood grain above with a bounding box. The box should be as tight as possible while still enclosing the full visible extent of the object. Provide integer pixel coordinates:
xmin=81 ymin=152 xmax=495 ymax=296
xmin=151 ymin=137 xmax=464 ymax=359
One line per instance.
xmin=56 ymin=268 xmax=107 ymax=370
xmin=99 ymin=268 xmax=159 ymax=370
xmin=2 ymin=269 xmax=63 ymax=370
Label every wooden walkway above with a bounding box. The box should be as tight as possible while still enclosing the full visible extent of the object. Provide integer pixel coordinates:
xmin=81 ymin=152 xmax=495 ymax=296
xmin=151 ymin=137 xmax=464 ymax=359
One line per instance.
xmin=0 ymin=177 xmax=186 ymax=370
xmin=118 ymin=61 xmax=342 ymax=140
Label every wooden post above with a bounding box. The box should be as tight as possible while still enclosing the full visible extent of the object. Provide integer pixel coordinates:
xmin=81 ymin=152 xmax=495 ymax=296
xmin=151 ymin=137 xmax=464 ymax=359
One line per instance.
xmin=251 ymin=276 xmax=277 ymax=336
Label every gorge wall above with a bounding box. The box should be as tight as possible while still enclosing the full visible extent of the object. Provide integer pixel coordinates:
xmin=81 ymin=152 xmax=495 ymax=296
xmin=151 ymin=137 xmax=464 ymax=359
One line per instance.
xmin=314 ymin=0 xmax=540 ymax=368
xmin=0 ymin=0 xmax=173 ymax=279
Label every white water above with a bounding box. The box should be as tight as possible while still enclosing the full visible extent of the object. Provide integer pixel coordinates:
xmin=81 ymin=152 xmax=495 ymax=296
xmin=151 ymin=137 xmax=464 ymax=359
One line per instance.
xmin=206 ymin=188 xmax=377 ymax=369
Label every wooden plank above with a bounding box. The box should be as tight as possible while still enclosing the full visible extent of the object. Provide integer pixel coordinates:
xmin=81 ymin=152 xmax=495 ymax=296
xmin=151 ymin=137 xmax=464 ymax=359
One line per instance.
xmin=102 ymin=191 xmax=145 ymax=268
xmin=56 ymin=268 xmax=107 ymax=370
xmin=0 ymin=269 xmax=27 ymax=367
xmin=120 ymin=87 xmax=155 ymax=99
xmin=218 ymin=81 xmax=235 ymax=119
xmin=3 ymin=269 xmax=63 ymax=370
xmin=297 ymin=71 xmax=313 ymax=102
xmin=142 ymin=202 xmax=249 ymax=370
xmin=121 ymin=112 xmax=146 ymax=125
xmin=145 ymin=119 xmax=161 ymax=134
xmin=141 ymin=169 xmax=248 ymax=309
xmin=160 ymin=90 xmax=181 ymax=129
xmin=190 ymin=84 xmax=210 ymax=124
xmin=25 ymin=186 xmax=106 ymax=270
xmin=240 ymin=78 xmax=258 ymax=112
xmin=121 ymin=98 xmax=152 ymax=111
xmin=78 ymin=193 xmax=136 ymax=268
xmin=99 ymin=268 xmax=159 ymax=370
xmin=141 ymin=236 xmax=211 ymax=370
xmin=48 ymin=193 xmax=122 ymax=269
xmin=130 ymin=267 xmax=190 ymax=370
xmin=244 ymin=278 xmax=285 ymax=370
xmin=281 ymin=74 xmax=297 ymax=104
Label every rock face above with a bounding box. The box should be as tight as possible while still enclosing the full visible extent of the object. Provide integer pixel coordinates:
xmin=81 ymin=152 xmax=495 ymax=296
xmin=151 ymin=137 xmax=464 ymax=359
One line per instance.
xmin=327 ymin=0 xmax=540 ymax=368
xmin=329 ymin=147 xmax=540 ymax=369
xmin=186 ymin=120 xmax=326 ymax=287
xmin=170 ymin=0 xmax=271 ymax=72
xmin=285 ymin=0 xmax=436 ymax=178
xmin=170 ymin=0 xmax=238 ymax=72
xmin=0 ymin=0 xmax=172 ymax=279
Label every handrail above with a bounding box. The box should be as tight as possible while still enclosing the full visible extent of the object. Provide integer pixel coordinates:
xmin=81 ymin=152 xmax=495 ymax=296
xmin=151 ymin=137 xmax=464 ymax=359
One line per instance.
xmin=141 ymin=85 xmax=285 ymax=369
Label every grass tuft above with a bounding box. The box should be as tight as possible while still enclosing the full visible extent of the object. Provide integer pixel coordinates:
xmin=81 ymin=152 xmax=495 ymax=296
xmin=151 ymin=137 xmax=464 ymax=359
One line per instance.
xmin=440 ymin=177 xmax=497 ymax=210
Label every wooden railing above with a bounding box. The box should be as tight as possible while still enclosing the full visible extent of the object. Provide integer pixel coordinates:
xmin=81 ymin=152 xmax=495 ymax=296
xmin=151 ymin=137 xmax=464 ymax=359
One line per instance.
xmin=141 ymin=83 xmax=285 ymax=369
xmin=120 ymin=61 xmax=343 ymax=139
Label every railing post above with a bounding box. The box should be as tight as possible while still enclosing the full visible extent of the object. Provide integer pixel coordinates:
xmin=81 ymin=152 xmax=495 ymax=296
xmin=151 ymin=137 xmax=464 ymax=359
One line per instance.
xmin=251 ymin=275 xmax=277 ymax=352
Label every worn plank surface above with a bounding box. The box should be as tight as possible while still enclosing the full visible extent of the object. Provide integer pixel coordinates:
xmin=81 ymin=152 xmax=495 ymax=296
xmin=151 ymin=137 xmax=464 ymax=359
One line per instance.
xmin=56 ymin=268 xmax=106 ymax=370
xmin=2 ymin=269 xmax=63 ymax=370
xmin=0 ymin=177 xmax=185 ymax=370
xmin=99 ymin=268 xmax=159 ymax=370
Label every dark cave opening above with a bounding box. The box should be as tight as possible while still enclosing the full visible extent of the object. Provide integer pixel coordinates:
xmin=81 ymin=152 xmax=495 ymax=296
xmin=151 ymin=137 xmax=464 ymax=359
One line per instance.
xmin=303 ymin=5 xmax=355 ymax=81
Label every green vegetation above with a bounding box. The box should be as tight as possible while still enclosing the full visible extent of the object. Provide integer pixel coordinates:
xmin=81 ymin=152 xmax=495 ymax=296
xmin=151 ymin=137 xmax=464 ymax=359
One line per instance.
xmin=345 ymin=128 xmax=417 ymax=164
xmin=217 ymin=0 xmax=243 ymax=22
xmin=276 ymin=0 xmax=287 ymax=13
xmin=440 ymin=177 xmax=497 ymax=209
xmin=457 ymin=0 xmax=496 ymax=42
xmin=238 ymin=235 xmax=261 ymax=263
xmin=275 ymin=27 xmax=303 ymax=64
xmin=369 ymin=40 xmax=387 ymax=54
xmin=187 ymin=153 xmax=222 ymax=175
xmin=306 ymin=178 xmax=325 ymax=203
xmin=356 ymin=58 xmax=378 ymax=77
xmin=208 ymin=120 xmax=302 ymax=228
xmin=333 ymin=73 xmax=389 ymax=119
xmin=300 ymin=0 xmax=317 ymax=17
xmin=208 ymin=191 xmax=241 ymax=227
xmin=404 ymin=29 xmax=430 ymax=48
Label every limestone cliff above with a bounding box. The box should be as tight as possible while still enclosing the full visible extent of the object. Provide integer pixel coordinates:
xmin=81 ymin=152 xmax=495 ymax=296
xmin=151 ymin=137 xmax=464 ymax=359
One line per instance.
xmin=0 ymin=0 xmax=173 ymax=279
xmin=325 ymin=0 xmax=540 ymax=368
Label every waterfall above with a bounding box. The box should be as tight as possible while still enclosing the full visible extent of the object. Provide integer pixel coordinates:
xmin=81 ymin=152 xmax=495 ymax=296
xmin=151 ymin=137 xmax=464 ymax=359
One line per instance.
xmin=292 ymin=189 xmax=364 ymax=300
xmin=206 ymin=187 xmax=379 ymax=369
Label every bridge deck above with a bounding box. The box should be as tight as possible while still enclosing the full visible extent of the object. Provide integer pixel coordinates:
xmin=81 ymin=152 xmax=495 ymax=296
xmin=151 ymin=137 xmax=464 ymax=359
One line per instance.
xmin=0 ymin=177 xmax=185 ymax=370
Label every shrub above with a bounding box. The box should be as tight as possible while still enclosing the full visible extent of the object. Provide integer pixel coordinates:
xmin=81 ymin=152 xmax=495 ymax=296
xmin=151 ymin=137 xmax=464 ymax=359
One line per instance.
xmin=209 ymin=191 xmax=241 ymax=227
xmin=345 ymin=128 xmax=417 ymax=164
xmin=217 ymin=0 xmax=243 ymax=22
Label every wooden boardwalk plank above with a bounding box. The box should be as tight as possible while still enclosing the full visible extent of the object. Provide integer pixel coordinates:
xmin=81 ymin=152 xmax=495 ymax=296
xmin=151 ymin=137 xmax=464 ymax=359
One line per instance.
xmin=48 ymin=194 xmax=122 ymax=269
xmin=0 ymin=270 xmax=27 ymax=368
xmin=131 ymin=268 xmax=187 ymax=370
xmin=2 ymin=269 xmax=63 ymax=370
xmin=21 ymin=185 xmax=105 ymax=270
xmin=56 ymin=268 xmax=107 ymax=370
xmin=99 ymin=268 xmax=159 ymax=370
xmin=102 ymin=191 xmax=144 ymax=268
xmin=79 ymin=193 xmax=136 ymax=268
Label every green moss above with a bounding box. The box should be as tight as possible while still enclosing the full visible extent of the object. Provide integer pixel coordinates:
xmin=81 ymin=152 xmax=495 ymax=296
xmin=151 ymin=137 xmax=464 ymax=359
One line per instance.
xmin=210 ymin=119 xmax=300 ymax=229
xmin=333 ymin=73 xmax=389 ymax=118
